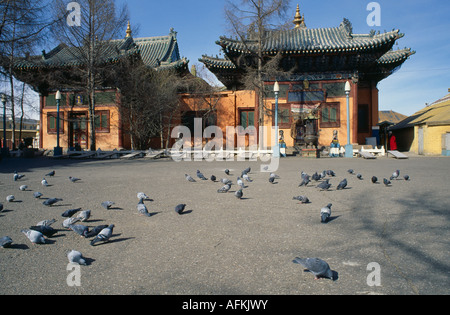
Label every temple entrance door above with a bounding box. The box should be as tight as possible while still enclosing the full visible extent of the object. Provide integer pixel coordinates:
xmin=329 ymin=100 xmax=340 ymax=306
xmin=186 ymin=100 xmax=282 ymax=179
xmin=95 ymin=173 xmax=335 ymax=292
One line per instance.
xmin=69 ymin=112 xmax=88 ymax=150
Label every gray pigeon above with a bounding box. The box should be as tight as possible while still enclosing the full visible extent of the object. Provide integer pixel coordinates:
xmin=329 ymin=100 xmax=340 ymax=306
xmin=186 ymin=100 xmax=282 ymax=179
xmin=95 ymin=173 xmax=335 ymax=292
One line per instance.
xmin=196 ymin=170 xmax=208 ymax=180
xmin=356 ymin=174 xmax=363 ymax=180
xmin=69 ymin=224 xmax=89 ymax=237
xmin=225 ymin=169 xmax=230 ymax=175
xmin=0 ymin=236 xmax=13 ymax=248
xmin=392 ymin=170 xmax=400 ymax=180
xmin=299 ymin=176 xmax=310 ymax=187
xmin=210 ymin=175 xmax=217 ymax=182
xmin=293 ymin=195 xmax=310 ymax=204
xmin=320 ymin=203 xmax=332 ymax=223
xmin=21 ymin=229 xmax=46 ymax=244
xmin=36 ymin=219 xmax=56 ymax=227
xmin=69 ymin=176 xmax=81 ymax=183
xmin=43 ymin=198 xmax=62 ymax=206
xmin=220 ymin=178 xmax=232 ymax=185
xmin=67 ymin=250 xmax=87 ymax=265
xmin=383 ymin=178 xmax=391 ymax=186
xmin=235 ymin=189 xmax=243 ymax=199
xmin=237 ymin=177 xmax=245 ymax=188
xmin=30 ymin=225 xmax=57 ymax=238
xmin=217 ymin=184 xmax=231 ymax=193
xmin=6 ymin=195 xmax=15 ymax=202
xmin=19 ymin=185 xmax=28 ymax=191
xmin=77 ymin=210 xmax=91 ymax=222
xmin=45 ymin=170 xmax=55 ymax=177
xmin=336 ymin=179 xmax=347 ymax=190
xmin=269 ymin=176 xmax=276 ymax=184
xmin=185 ymin=174 xmax=196 ymax=182
xmin=62 ymin=217 xmax=80 ymax=228
xmin=347 ymin=169 xmax=354 ymax=175
xmin=90 ymin=224 xmax=114 ymax=246
xmin=85 ymin=225 xmax=109 ymax=238
xmin=13 ymin=171 xmax=25 ymax=181
xmin=61 ymin=208 xmax=81 ymax=218
xmin=242 ymin=174 xmax=253 ymax=182
xmin=316 ymin=179 xmax=331 ymax=191
xmin=33 ymin=192 xmax=43 ymax=198
xmin=137 ymin=198 xmax=151 ymax=217
xmin=293 ymin=257 xmax=334 ymax=280
xmin=371 ymin=176 xmax=378 ymax=184
xmin=403 ymin=175 xmax=410 ymax=181
xmin=101 ymin=201 xmax=115 ymax=210
xmin=175 ymin=204 xmax=186 ymax=215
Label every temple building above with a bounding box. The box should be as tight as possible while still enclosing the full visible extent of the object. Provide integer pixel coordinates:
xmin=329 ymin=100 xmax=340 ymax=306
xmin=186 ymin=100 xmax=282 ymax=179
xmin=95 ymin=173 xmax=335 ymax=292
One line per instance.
xmin=12 ymin=25 xmax=189 ymax=151
xmin=198 ymin=4 xmax=415 ymax=150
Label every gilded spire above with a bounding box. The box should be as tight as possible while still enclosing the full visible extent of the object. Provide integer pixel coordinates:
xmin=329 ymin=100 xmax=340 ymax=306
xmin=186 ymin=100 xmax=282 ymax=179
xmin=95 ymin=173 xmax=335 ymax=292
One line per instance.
xmin=293 ymin=4 xmax=306 ymax=29
xmin=126 ymin=21 xmax=132 ymax=38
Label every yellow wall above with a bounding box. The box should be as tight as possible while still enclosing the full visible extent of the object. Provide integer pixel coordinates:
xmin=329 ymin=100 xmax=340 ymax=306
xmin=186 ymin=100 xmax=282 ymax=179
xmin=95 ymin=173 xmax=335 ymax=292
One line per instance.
xmin=411 ymin=124 xmax=450 ymax=155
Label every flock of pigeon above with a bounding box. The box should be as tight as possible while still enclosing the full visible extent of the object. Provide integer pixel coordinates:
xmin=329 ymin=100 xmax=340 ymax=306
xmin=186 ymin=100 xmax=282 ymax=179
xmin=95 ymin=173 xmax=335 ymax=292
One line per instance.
xmin=1 ymin=164 xmax=410 ymax=281
xmin=0 ymin=170 xmax=138 ymax=265
xmin=183 ymin=166 xmax=410 ymax=280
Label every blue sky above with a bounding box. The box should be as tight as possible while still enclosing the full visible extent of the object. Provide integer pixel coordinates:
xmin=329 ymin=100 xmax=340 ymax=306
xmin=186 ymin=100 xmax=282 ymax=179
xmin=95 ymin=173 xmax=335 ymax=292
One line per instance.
xmin=117 ymin=0 xmax=450 ymax=116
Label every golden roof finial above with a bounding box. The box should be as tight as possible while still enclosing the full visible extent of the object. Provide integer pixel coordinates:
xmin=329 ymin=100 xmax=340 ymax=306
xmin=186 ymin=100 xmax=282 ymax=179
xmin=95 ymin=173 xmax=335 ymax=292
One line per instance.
xmin=293 ymin=4 xmax=306 ymax=29
xmin=126 ymin=21 xmax=132 ymax=38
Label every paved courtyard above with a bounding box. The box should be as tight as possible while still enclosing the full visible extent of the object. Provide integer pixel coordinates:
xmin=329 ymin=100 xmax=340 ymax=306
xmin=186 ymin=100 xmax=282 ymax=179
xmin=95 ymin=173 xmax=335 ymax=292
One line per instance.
xmin=0 ymin=154 xmax=449 ymax=295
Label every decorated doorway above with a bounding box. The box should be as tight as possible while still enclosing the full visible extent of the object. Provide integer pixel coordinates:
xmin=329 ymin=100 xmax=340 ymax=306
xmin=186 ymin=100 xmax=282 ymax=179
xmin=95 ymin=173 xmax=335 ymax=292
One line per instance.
xmin=69 ymin=112 xmax=88 ymax=150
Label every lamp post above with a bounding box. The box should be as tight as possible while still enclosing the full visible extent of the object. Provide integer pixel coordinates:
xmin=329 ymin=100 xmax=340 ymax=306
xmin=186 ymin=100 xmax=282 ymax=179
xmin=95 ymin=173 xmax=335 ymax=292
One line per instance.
xmin=344 ymin=81 xmax=353 ymax=158
xmin=54 ymin=90 xmax=63 ymax=156
xmin=273 ymin=81 xmax=280 ymax=158
xmin=1 ymin=93 xmax=9 ymax=157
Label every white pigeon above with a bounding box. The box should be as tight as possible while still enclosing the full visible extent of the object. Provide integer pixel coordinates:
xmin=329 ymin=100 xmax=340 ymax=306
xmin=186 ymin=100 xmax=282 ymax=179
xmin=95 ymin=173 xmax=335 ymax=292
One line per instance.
xmin=6 ymin=195 xmax=15 ymax=202
xmin=19 ymin=185 xmax=28 ymax=191
xmin=67 ymin=250 xmax=87 ymax=265
xmin=62 ymin=217 xmax=80 ymax=228
xmin=21 ymin=229 xmax=46 ymax=244
xmin=320 ymin=203 xmax=332 ymax=223
xmin=137 ymin=192 xmax=149 ymax=200
xmin=41 ymin=178 xmax=49 ymax=187
xmin=77 ymin=210 xmax=91 ymax=222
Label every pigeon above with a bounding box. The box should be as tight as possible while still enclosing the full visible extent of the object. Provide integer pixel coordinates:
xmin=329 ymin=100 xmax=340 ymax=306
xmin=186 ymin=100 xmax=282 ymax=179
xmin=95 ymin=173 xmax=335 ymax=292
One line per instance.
xmin=67 ymin=250 xmax=87 ymax=265
xmin=0 ymin=203 xmax=3 ymax=212
xmin=137 ymin=198 xmax=151 ymax=217
xmin=235 ymin=189 xmax=243 ymax=199
xmin=320 ymin=203 xmax=332 ymax=223
xmin=174 ymin=204 xmax=186 ymax=215
xmin=356 ymin=174 xmax=363 ymax=180
xmin=33 ymin=192 xmax=43 ymax=198
xmin=383 ymin=178 xmax=391 ymax=186
xmin=220 ymin=178 xmax=232 ymax=185
xmin=45 ymin=170 xmax=55 ymax=177
xmin=137 ymin=192 xmax=150 ymax=200
xmin=90 ymin=224 xmax=114 ymax=246
xmin=371 ymin=176 xmax=378 ymax=184
xmin=270 ymin=173 xmax=280 ymax=179
xmin=403 ymin=175 xmax=410 ymax=181
xmin=185 ymin=174 xmax=196 ymax=182
xmin=347 ymin=169 xmax=354 ymax=175
xmin=326 ymin=170 xmax=336 ymax=177
xmin=217 ymin=184 xmax=231 ymax=193
xmin=210 ymin=175 xmax=217 ymax=182
xmin=196 ymin=170 xmax=208 ymax=180
xmin=19 ymin=185 xmax=28 ymax=191
xmin=101 ymin=201 xmax=115 ymax=210
xmin=293 ymin=195 xmax=310 ymax=204
xmin=336 ymin=179 xmax=347 ymax=190
xmin=311 ymin=172 xmax=320 ymax=181
xmin=36 ymin=219 xmax=56 ymax=227
xmin=293 ymin=257 xmax=334 ymax=280
xmin=316 ymin=179 xmax=331 ymax=191
xmin=85 ymin=225 xmax=109 ymax=238
xmin=269 ymin=176 xmax=275 ymax=184
xmin=13 ymin=171 xmax=25 ymax=181
xmin=0 ymin=236 xmax=13 ymax=248
xmin=43 ymin=198 xmax=62 ymax=206
xmin=392 ymin=170 xmax=400 ymax=180
xmin=41 ymin=178 xmax=49 ymax=187
xmin=21 ymin=229 xmax=46 ymax=244
xmin=242 ymin=167 xmax=251 ymax=175
xmin=298 ymin=177 xmax=310 ymax=187
xmin=225 ymin=169 xmax=230 ymax=175
xmin=77 ymin=210 xmax=91 ymax=222
xmin=62 ymin=217 xmax=80 ymax=228
xmin=61 ymin=208 xmax=81 ymax=218
xmin=30 ymin=225 xmax=58 ymax=238
xmin=68 ymin=176 xmax=81 ymax=183
xmin=242 ymin=174 xmax=253 ymax=182
xmin=237 ymin=177 xmax=245 ymax=188
xmin=6 ymin=195 xmax=15 ymax=202
xmin=69 ymin=224 xmax=89 ymax=237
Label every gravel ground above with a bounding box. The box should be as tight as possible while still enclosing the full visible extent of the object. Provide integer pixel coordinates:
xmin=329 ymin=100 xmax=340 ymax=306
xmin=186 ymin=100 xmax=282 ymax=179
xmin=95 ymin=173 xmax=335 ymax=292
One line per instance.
xmin=0 ymin=154 xmax=449 ymax=295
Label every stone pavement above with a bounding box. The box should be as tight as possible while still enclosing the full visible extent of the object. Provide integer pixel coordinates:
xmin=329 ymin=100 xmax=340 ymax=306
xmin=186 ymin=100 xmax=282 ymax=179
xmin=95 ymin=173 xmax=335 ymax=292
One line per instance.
xmin=0 ymin=154 xmax=449 ymax=295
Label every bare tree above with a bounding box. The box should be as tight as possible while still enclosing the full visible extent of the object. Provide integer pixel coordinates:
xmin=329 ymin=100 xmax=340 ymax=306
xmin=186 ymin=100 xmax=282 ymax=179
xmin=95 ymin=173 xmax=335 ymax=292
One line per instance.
xmin=224 ymin=0 xmax=291 ymax=135
xmin=51 ymin=0 xmax=128 ymax=151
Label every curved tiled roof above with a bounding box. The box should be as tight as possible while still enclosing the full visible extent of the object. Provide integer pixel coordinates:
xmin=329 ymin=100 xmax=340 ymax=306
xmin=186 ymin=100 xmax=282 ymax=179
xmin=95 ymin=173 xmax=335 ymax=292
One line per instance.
xmin=13 ymin=30 xmax=188 ymax=71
